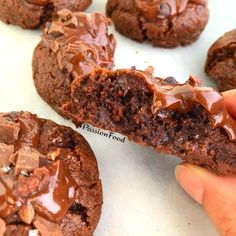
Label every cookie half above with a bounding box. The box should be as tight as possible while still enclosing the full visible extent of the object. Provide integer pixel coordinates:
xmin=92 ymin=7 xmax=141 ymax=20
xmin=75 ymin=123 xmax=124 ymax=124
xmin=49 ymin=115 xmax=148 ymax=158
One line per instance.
xmin=106 ymin=0 xmax=209 ymax=48
xmin=32 ymin=10 xmax=116 ymax=117
xmin=0 ymin=0 xmax=92 ymax=29
xmin=205 ymin=29 xmax=236 ymax=91
xmin=0 ymin=111 xmax=102 ymax=236
xmin=61 ymin=68 xmax=236 ymax=176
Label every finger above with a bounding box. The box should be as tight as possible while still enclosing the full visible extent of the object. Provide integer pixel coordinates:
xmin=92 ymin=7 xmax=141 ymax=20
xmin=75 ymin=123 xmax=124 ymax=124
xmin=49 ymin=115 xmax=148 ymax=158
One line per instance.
xmin=175 ymin=164 xmax=236 ymax=236
xmin=222 ymin=89 xmax=236 ymax=119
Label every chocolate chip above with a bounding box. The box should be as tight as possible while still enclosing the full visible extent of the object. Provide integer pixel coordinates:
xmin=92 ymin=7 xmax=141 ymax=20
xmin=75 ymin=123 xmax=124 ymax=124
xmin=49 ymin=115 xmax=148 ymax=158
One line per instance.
xmin=157 ymin=3 xmax=171 ymax=19
xmin=33 ymin=216 xmax=63 ymax=236
xmin=0 ymin=117 xmax=20 ymax=144
xmin=14 ymin=147 xmax=41 ymax=176
xmin=164 ymin=77 xmax=178 ymax=84
xmin=18 ymin=203 xmax=35 ymax=224
xmin=15 ymin=167 xmax=50 ymax=198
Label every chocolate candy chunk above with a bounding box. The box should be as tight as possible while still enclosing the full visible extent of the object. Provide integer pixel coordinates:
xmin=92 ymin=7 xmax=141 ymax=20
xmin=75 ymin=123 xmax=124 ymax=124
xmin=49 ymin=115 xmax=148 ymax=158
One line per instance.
xmin=33 ymin=216 xmax=63 ymax=236
xmin=14 ymin=147 xmax=41 ymax=176
xmin=0 ymin=218 xmax=6 ymax=236
xmin=15 ymin=167 xmax=50 ymax=198
xmin=0 ymin=143 xmax=14 ymax=171
xmin=0 ymin=117 xmax=20 ymax=144
xmin=18 ymin=203 xmax=35 ymax=224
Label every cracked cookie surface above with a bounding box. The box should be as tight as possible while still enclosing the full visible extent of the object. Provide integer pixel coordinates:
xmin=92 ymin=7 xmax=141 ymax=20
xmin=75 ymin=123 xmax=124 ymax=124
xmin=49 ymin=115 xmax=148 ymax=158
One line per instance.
xmin=0 ymin=0 xmax=92 ymax=29
xmin=0 ymin=111 xmax=102 ymax=236
xmin=205 ymin=28 xmax=236 ymax=91
xmin=106 ymin=0 xmax=209 ymax=48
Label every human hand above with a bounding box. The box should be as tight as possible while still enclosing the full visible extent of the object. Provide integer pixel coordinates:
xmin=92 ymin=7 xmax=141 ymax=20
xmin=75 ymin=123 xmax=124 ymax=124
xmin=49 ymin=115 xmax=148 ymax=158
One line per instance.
xmin=175 ymin=89 xmax=236 ymax=236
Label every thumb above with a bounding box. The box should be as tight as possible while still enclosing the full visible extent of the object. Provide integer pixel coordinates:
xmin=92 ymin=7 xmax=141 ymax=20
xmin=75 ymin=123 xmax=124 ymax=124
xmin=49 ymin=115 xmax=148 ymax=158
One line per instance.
xmin=175 ymin=164 xmax=236 ymax=236
xmin=222 ymin=89 xmax=236 ymax=119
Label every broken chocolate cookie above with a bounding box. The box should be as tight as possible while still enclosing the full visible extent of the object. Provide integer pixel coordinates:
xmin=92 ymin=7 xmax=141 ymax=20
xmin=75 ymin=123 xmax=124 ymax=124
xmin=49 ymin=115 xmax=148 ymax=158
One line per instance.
xmin=106 ymin=0 xmax=209 ymax=48
xmin=32 ymin=10 xmax=116 ymax=117
xmin=0 ymin=111 xmax=102 ymax=236
xmin=61 ymin=68 xmax=236 ymax=176
xmin=0 ymin=0 xmax=92 ymax=29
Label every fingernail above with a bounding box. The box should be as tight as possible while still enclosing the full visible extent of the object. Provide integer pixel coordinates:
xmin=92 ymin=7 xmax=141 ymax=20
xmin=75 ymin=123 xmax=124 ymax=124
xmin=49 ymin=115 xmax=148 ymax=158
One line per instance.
xmin=175 ymin=165 xmax=204 ymax=204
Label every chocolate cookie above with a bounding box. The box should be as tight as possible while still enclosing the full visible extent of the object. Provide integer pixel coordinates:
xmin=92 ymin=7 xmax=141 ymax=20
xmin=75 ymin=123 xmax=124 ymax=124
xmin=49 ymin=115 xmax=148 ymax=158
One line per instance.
xmin=60 ymin=68 xmax=236 ymax=176
xmin=0 ymin=0 xmax=92 ymax=29
xmin=205 ymin=29 xmax=236 ymax=92
xmin=32 ymin=10 xmax=116 ymax=117
xmin=106 ymin=0 xmax=209 ymax=48
xmin=0 ymin=111 xmax=102 ymax=236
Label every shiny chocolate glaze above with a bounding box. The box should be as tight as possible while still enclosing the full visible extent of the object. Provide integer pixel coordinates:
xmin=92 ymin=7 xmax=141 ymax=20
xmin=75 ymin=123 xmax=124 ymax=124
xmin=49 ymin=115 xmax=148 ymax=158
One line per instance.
xmin=134 ymin=0 xmax=208 ymax=21
xmin=30 ymin=160 xmax=76 ymax=222
xmin=134 ymin=69 xmax=236 ymax=141
xmin=43 ymin=9 xmax=116 ymax=79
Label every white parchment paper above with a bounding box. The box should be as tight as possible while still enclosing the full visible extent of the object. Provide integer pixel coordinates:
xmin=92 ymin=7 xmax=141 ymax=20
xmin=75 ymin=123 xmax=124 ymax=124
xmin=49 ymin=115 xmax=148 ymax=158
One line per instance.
xmin=0 ymin=0 xmax=235 ymax=235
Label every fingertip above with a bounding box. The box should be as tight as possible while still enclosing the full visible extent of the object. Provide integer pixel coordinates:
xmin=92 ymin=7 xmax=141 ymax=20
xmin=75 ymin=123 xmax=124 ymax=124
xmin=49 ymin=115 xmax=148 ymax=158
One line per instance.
xmin=222 ymin=89 xmax=236 ymax=119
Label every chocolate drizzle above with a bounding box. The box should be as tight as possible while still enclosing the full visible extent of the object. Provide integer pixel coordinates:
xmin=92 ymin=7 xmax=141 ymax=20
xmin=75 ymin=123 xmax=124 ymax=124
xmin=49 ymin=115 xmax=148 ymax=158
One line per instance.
xmin=30 ymin=160 xmax=76 ymax=222
xmin=134 ymin=0 xmax=207 ymax=21
xmin=43 ymin=9 xmax=116 ymax=79
xmin=134 ymin=70 xmax=236 ymax=141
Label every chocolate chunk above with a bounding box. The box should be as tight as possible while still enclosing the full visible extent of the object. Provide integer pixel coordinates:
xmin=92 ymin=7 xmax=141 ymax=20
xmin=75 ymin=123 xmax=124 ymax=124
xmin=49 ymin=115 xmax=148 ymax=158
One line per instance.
xmin=0 ymin=218 xmax=6 ymax=236
xmin=157 ymin=3 xmax=171 ymax=19
xmin=15 ymin=167 xmax=50 ymax=198
xmin=18 ymin=203 xmax=35 ymax=224
xmin=0 ymin=143 xmax=14 ymax=170
xmin=14 ymin=147 xmax=40 ymax=176
xmin=0 ymin=117 xmax=20 ymax=144
xmin=1 ymin=174 xmax=15 ymax=190
xmin=33 ymin=216 xmax=63 ymax=236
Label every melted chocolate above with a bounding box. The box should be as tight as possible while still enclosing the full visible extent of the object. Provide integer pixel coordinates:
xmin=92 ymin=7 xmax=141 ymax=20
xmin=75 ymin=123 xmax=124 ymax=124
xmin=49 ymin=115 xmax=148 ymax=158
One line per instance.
xmin=134 ymin=70 xmax=236 ymax=141
xmin=25 ymin=0 xmax=50 ymax=6
xmin=43 ymin=10 xmax=116 ymax=78
xmin=0 ymin=112 xmax=77 ymax=224
xmin=134 ymin=0 xmax=207 ymax=21
xmin=14 ymin=113 xmax=41 ymax=150
xmin=30 ymin=160 xmax=76 ymax=222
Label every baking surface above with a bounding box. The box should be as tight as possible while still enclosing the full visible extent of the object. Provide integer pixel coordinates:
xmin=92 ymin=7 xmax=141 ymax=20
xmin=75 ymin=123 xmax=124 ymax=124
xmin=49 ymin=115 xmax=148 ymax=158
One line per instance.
xmin=0 ymin=0 xmax=235 ymax=235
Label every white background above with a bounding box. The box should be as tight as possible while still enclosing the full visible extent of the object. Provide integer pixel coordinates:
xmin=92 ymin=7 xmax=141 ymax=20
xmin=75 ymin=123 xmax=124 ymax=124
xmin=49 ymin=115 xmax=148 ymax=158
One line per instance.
xmin=0 ymin=0 xmax=235 ymax=235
